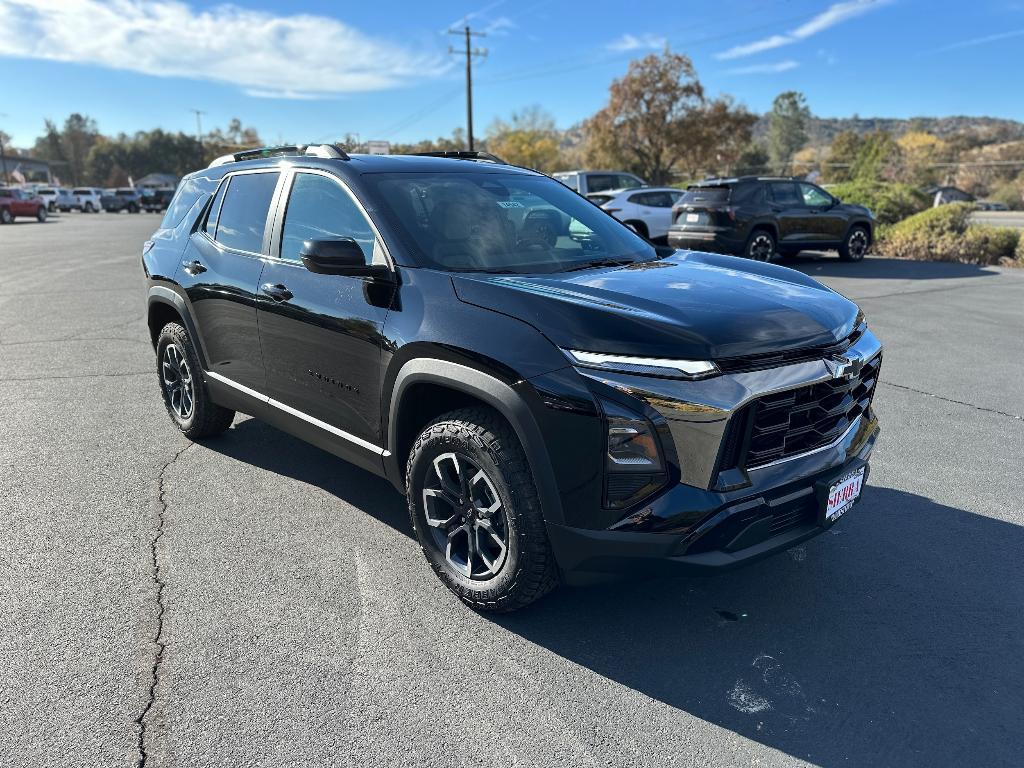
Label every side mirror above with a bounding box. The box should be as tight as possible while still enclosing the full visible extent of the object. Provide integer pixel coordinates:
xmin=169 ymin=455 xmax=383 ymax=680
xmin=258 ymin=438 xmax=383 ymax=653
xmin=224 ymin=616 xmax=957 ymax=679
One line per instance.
xmin=832 ymin=196 xmax=841 ymax=206
xmin=300 ymin=238 xmax=392 ymax=280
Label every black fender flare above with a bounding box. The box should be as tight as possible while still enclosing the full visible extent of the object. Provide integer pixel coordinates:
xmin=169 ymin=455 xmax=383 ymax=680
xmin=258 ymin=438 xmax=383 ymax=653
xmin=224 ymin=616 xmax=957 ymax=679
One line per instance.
xmin=147 ymin=285 xmax=209 ymax=368
xmin=385 ymin=358 xmax=565 ymax=526
xmin=748 ymin=220 xmax=779 ymax=244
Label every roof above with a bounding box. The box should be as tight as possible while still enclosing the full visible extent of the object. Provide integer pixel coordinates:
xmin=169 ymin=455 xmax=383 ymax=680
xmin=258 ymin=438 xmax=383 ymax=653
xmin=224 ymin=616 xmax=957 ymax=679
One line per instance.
xmin=588 ymin=187 xmax=680 ymax=196
xmin=198 ymin=144 xmax=541 ymax=179
xmin=690 ymin=175 xmax=797 ymax=187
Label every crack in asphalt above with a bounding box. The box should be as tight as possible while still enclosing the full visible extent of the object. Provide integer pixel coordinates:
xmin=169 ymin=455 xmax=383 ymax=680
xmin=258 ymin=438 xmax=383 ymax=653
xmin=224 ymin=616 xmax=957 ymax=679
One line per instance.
xmin=881 ymin=381 xmax=1023 ymax=421
xmin=135 ymin=443 xmax=191 ymax=768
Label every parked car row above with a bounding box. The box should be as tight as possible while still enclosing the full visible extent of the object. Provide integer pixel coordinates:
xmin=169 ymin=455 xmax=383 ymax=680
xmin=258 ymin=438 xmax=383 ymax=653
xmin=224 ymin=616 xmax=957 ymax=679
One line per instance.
xmin=20 ymin=185 xmax=177 ymax=214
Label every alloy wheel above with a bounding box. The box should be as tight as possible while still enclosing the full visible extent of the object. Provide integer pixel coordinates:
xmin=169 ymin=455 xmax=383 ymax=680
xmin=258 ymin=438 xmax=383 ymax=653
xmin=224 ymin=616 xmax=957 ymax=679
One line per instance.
xmin=422 ymin=452 xmax=509 ymax=580
xmin=161 ymin=343 xmax=194 ymax=421
xmin=749 ymin=233 xmax=774 ymax=261
xmin=848 ymin=230 xmax=868 ymax=260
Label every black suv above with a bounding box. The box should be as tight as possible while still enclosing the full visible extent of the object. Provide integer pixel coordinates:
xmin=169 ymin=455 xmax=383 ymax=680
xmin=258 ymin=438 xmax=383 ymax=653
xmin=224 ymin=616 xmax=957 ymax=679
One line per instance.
xmin=668 ymin=177 xmax=875 ymax=262
xmin=143 ymin=146 xmax=882 ymax=612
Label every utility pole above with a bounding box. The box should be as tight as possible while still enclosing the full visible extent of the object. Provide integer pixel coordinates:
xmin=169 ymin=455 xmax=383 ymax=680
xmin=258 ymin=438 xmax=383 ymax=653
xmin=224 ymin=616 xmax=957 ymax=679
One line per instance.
xmin=448 ymin=26 xmax=487 ymax=150
xmin=190 ymin=108 xmax=206 ymax=165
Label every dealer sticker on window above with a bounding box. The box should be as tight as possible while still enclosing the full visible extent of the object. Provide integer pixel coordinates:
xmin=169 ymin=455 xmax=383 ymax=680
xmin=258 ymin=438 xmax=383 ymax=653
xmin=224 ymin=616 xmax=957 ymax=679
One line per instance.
xmin=825 ymin=467 xmax=864 ymax=523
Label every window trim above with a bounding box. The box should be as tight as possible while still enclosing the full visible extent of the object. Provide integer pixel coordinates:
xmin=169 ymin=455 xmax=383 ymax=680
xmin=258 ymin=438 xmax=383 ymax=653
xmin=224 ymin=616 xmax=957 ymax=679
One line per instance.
xmin=267 ymin=166 xmax=394 ymax=272
xmin=197 ymin=168 xmax=285 ymax=258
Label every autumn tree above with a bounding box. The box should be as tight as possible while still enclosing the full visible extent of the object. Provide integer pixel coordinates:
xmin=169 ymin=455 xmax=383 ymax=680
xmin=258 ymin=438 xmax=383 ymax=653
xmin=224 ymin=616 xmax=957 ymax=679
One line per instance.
xmin=582 ymin=50 xmax=705 ymax=184
xmin=676 ymin=96 xmax=757 ymax=179
xmin=486 ymin=106 xmax=562 ymax=172
xmin=896 ymin=131 xmax=950 ymax=186
xmin=767 ymin=91 xmax=810 ymax=172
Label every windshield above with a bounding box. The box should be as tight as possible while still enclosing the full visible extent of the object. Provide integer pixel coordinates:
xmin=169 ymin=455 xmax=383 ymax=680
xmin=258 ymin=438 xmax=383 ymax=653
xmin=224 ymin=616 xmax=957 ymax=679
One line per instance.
xmin=368 ymin=171 xmax=656 ymax=274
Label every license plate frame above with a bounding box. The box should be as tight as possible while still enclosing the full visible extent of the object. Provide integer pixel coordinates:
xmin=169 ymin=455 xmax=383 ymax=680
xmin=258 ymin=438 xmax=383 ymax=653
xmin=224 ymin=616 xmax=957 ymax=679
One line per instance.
xmin=821 ymin=467 xmax=865 ymax=525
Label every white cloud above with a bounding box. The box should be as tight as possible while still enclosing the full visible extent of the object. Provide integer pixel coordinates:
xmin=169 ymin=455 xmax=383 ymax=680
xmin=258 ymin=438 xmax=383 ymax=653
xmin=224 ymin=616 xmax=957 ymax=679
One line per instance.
xmin=483 ymin=16 xmax=517 ymax=35
xmin=606 ymin=33 xmax=666 ymax=52
xmin=926 ymin=27 xmax=1024 ymax=53
xmin=715 ymin=0 xmax=889 ymax=60
xmin=725 ymin=60 xmax=800 ymax=75
xmin=0 ymin=0 xmax=448 ymax=99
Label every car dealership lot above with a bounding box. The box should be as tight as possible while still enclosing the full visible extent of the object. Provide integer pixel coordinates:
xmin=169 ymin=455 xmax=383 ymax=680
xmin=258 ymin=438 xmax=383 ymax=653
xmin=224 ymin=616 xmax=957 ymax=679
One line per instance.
xmin=1 ymin=214 xmax=1023 ymax=767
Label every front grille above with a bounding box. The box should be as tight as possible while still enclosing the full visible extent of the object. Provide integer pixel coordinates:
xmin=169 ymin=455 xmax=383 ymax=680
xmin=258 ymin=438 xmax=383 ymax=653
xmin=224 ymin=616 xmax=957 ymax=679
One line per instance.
xmin=744 ymin=354 xmax=880 ymax=469
xmin=715 ymin=325 xmax=864 ymax=375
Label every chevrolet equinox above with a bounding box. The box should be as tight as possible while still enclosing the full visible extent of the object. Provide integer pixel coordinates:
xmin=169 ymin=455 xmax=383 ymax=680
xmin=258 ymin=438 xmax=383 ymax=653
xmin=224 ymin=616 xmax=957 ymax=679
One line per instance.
xmin=143 ymin=145 xmax=882 ymax=612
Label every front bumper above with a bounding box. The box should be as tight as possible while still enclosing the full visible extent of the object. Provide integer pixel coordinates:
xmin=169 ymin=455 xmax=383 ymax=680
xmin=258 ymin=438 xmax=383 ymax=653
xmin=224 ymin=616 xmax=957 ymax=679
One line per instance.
xmin=546 ymin=327 xmax=883 ymax=575
xmin=548 ymin=419 xmax=877 ymax=575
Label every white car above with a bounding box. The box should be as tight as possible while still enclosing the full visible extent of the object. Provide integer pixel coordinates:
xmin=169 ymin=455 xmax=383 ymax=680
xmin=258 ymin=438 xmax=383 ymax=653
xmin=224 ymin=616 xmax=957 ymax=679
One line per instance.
xmin=36 ymin=186 xmax=75 ymax=212
xmin=588 ymin=187 xmax=684 ymax=241
xmin=71 ymin=187 xmax=103 ymax=213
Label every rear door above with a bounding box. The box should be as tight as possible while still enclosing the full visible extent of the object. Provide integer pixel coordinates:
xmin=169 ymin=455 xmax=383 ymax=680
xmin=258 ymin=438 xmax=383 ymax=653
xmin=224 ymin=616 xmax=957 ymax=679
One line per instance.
xmin=768 ymin=182 xmax=809 ymax=247
xmin=636 ymin=190 xmax=677 ymax=238
xmin=178 ymin=169 xmax=280 ymax=392
xmin=256 ymin=168 xmax=392 ymax=453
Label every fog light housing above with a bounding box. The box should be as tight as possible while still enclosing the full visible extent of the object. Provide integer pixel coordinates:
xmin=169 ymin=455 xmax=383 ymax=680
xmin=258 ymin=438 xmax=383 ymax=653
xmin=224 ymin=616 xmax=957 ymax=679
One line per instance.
xmin=601 ymin=398 xmax=666 ymax=509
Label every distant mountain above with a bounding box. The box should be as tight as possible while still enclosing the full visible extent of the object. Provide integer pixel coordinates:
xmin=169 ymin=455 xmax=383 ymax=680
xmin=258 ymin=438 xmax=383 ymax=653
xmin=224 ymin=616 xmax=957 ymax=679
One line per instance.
xmin=752 ymin=115 xmax=1024 ymax=146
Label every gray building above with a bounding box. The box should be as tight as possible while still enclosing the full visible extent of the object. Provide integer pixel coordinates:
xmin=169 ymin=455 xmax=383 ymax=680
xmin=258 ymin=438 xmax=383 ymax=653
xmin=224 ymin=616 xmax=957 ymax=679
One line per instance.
xmin=0 ymin=154 xmax=52 ymax=184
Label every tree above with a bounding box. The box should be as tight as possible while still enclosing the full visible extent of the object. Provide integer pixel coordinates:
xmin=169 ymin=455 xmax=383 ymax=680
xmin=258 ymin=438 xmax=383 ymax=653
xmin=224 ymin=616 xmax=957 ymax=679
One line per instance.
xmin=850 ymin=131 xmax=901 ymax=182
xmin=485 ymin=106 xmax=562 ymax=172
xmin=823 ymin=130 xmax=862 ymax=182
xmin=895 ymin=131 xmax=949 ymax=186
xmin=735 ymin=142 xmax=771 ymax=175
xmin=582 ymin=50 xmax=705 ymax=184
xmin=767 ymin=91 xmax=810 ymax=172
xmin=676 ymin=96 xmax=757 ymax=179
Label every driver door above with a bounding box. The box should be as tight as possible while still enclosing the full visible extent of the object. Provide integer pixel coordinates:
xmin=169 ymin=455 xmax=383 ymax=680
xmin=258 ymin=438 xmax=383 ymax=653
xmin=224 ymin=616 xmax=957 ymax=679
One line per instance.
xmin=799 ymin=183 xmax=845 ymax=244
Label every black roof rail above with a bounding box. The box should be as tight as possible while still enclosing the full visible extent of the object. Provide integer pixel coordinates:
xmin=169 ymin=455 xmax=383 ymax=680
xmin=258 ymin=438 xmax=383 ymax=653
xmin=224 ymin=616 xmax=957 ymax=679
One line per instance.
xmin=207 ymin=143 xmax=350 ymax=168
xmin=409 ymin=150 xmax=507 ymax=165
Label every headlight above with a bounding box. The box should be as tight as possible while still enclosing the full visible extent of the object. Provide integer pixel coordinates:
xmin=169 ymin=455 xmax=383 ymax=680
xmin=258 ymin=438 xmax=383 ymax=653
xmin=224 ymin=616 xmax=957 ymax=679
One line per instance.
xmin=600 ymin=398 xmax=667 ymax=510
xmin=563 ymin=348 xmax=717 ymax=379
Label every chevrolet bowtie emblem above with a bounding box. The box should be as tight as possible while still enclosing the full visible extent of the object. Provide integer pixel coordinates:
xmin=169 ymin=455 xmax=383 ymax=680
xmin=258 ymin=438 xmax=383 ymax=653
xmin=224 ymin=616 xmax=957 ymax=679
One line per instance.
xmin=825 ymin=353 xmax=863 ymax=380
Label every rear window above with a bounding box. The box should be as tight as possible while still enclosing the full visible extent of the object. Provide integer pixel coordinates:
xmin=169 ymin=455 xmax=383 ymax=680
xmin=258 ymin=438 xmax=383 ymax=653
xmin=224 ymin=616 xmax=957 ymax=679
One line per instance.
xmin=116 ymin=190 xmax=136 ymax=196
xmin=160 ymin=178 xmax=208 ymax=229
xmin=38 ymin=188 xmax=55 ymax=194
xmin=212 ymin=172 xmax=280 ymax=254
xmin=680 ymin=186 xmax=730 ymax=205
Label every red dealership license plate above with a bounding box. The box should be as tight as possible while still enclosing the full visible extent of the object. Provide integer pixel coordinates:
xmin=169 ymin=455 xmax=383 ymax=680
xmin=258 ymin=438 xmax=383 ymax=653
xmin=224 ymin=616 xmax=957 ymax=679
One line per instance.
xmin=824 ymin=467 xmax=865 ymax=523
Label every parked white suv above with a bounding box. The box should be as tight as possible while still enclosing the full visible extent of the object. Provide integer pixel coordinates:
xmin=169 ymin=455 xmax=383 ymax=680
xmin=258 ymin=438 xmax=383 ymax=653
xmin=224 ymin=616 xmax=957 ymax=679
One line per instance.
xmin=588 ymin=187 xmax=683 ymax=241
xmin=71 ymin=187 xmax=103 ymax=213
xmin=552 ymin=170 xmax=647 ymax=196
xmin=37 ymin=187 xmax=74 ymax=212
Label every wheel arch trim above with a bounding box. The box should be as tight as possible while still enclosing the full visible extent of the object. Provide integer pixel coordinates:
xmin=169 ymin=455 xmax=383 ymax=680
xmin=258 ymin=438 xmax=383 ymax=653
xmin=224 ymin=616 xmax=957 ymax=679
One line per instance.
xmin=386 ymin=358 xmax=566 ymax=526
xmin=147 ymin=286 xmax=209 ymax=368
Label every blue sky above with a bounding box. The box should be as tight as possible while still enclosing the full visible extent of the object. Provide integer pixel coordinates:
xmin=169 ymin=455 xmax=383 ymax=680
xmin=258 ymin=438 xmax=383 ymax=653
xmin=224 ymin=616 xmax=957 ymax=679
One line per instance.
xmin=1 ymin=0 xmax=1022 ymax=148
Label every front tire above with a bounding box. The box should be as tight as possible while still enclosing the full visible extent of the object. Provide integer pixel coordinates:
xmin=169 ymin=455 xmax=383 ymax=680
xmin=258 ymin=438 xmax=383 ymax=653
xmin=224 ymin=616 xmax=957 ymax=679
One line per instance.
xmin=745 ymin=229 xmax=776 ymax=261
xmin=84 ymin=202 xmax=94 ymax=213
xmin=839 ymin=225 xmax=869 ymax=262
xmin=36 ymin=206 xmax=47 ymax=222
xmin=156 ymin=322 xmax=234 ymax=439
xmin=406 ymin=407 xmax=559 ymax=612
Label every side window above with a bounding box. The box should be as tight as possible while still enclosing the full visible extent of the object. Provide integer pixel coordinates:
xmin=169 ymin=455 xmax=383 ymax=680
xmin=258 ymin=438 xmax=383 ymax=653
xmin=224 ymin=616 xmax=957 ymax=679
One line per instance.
xmin=618 ymin=174 xmax=642 ymax=190
xmin=203 ymin=179 xmax=228 ymax=238
xmin=800 ymin=183 xmax=833 ymax=207
xmin=627 ymin=192 xmax=649 ymax=205
xmin=770 ymin=182 xmax=803 ymax=207
xmin=213 ymin=172 xmax=280 ymax=253
xmin=280 ymin=172 xmax=377 ymax=265
xmin=586 ymin=174 xmax=616 ymax=193
xmin=646 ymin=191 xmax=674 ymax=208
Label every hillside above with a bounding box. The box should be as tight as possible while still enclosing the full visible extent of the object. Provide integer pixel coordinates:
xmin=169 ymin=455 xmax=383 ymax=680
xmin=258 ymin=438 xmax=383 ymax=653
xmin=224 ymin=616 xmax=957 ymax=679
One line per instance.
xmin=753 ymin=115 xmax=1024 ymax=146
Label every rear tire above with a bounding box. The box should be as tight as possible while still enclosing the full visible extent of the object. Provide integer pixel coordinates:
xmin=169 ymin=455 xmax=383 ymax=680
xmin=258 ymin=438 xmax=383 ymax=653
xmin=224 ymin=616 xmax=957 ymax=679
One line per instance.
xmin=0 ymin=208 xmax=12 ymax=224
xmin=745 ymin=229 xmax=775 ymax=261
xmin=406 ymin=407 xmax=559 ymax=612
xmin=84 ymin=202 xmax=94 ymax=213
xmin=36 ymin=207 xmax=47 ymax=222
xmin=155 ymin=322 xmax=234 ymax=439
xmin=839 ymin=225 xmax=869 ymax=262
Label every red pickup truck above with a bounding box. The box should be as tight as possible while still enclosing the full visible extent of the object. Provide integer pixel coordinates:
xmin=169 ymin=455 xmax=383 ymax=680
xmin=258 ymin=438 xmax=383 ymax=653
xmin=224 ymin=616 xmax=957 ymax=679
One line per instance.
xmin=0 ymin=187 xmax=48 ymax=224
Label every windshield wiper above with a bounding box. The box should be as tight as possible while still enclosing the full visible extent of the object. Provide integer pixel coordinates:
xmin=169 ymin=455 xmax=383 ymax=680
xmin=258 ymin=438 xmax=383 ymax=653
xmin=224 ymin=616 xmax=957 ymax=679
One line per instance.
xmin=561 ymin=258 xmax=637 ymax=273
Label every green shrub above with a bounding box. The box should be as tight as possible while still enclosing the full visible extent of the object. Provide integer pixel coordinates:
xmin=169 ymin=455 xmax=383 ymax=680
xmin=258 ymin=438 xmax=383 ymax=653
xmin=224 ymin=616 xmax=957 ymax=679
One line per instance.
xmin=1017 ymin=233 xmax=1024 ymax=264
xmin=877 ymin=203 xmax=1020 ymax=265
xmin=828 ymin=181 xmax=930 ymax=226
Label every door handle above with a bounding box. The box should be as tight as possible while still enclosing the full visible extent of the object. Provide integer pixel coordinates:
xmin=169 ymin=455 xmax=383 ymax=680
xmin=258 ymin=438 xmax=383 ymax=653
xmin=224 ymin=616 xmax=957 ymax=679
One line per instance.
xmin=261 ymin=283 xmax=293 ymax=302
xmin=182 ymin=259 xmax=207 ymax=275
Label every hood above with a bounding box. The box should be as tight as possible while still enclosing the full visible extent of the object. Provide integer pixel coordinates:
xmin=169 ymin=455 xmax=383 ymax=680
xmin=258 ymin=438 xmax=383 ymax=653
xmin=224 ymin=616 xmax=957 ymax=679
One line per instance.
xmin=452 ymin=251 xmax=860 ymax=361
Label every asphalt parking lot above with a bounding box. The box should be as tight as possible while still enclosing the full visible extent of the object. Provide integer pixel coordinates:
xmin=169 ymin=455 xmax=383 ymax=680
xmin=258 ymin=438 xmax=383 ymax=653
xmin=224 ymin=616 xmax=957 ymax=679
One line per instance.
xmin=2 ymin=213 xmax=1023 ymax=767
